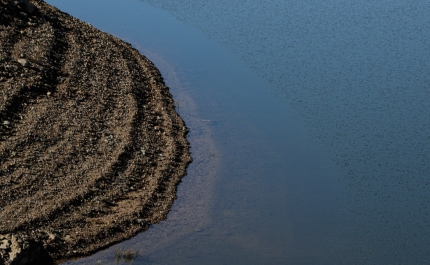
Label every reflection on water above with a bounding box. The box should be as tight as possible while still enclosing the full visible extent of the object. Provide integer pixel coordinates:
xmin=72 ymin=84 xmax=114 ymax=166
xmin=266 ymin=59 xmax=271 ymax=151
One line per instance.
xmin=46 ymin=0 xmax=430 ymax=264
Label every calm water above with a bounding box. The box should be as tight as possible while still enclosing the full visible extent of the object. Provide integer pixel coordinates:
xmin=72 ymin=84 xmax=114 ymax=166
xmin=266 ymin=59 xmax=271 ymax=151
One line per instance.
xmin=46 ymin=0 xmax=430 ymax=264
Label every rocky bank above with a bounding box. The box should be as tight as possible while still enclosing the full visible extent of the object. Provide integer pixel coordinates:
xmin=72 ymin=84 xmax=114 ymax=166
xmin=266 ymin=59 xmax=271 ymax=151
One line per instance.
xmin=0 ymin=0 xmax=192 ymax=264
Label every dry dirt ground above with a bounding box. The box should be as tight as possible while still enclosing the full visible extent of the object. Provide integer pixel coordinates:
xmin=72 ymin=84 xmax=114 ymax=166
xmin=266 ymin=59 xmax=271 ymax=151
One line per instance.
xmin=0 ymin=0 xmax=191 ymax=264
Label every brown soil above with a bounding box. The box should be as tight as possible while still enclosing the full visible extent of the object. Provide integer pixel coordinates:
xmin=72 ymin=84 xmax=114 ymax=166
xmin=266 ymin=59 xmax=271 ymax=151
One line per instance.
xmin=0 ymin=0 xmax=191 ymax=263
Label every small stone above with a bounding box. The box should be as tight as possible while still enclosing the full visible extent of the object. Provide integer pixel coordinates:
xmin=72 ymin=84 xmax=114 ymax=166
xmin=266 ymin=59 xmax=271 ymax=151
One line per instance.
xmin=17 ymin=59 xmax=30 ymax=67
xmin=136 ymin=219 xmax=148 ymax=226
xmin=19 ymin=12 xmax=28 ymax=19
xmin=3 ymin=121 xmax=10 ymax=126
xmin=0 ymin=239 xmax=10 ymax=250
xmin=22 ymin=241 xmax=30 ymax=250
xmin=47 ymin=232 xmax=60 ymax=241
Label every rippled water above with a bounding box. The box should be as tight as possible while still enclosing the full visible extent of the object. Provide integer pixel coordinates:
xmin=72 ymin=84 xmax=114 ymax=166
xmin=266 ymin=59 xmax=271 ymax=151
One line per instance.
xmin=46 ymin=0 xmax=430 ymax=264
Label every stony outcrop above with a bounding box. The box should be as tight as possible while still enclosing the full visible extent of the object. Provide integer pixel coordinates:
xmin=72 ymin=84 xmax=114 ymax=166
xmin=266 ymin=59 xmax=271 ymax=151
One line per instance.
xmin=0 ymin=234 xmax=52 ymax=265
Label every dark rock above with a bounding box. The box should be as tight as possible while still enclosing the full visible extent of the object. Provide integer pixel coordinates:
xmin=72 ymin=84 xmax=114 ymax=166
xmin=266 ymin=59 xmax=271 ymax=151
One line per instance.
xmin=9 ymin=0 xmax=35 ymax=14
xmin=18 ymin=12 xmax=27 ymax=19
xmin=0 ymin=234 xmax=53 ymax=265
xmin=16 ymin=0 xmax=29 ymax=4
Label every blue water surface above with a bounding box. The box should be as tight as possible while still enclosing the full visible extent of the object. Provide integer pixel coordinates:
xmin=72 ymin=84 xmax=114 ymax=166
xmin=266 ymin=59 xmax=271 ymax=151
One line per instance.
xmin=46 ymin=0 xmax=430 ymax=264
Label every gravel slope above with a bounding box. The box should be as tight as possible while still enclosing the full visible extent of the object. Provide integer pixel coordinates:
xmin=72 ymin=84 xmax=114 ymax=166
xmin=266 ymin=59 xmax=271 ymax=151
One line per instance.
xmin=0 ymin=0 xmax=191 ymax=263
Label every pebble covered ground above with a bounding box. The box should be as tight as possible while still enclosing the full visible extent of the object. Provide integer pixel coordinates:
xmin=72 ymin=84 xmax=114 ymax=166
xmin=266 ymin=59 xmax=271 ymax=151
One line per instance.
xmin=0 ymin=0 xmax=191 ymax=264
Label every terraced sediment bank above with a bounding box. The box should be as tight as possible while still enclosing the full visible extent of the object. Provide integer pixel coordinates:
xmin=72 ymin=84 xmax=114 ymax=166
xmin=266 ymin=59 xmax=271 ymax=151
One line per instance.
xmin=0 ymin=0 xmax=191 ymax=263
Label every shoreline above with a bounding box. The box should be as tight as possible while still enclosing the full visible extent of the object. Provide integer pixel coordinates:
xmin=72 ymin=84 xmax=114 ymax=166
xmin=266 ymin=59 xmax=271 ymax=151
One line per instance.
xmin=0 ymin=0 xmax=191 ymax=264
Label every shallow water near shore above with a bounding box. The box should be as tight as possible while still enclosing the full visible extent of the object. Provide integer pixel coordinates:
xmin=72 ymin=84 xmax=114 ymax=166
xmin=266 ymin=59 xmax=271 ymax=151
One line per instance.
xmin=46 ymin=0 xmax=430 ymax=264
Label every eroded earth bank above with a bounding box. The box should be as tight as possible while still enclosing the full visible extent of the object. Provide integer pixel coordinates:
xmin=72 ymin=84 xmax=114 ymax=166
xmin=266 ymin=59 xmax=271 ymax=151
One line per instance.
xmin=0 ymin=0 xmax=191 ymax=264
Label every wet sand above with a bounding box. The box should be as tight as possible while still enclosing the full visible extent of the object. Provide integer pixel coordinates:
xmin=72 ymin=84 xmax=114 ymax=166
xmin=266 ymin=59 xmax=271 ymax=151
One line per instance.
xmin=0 ymin=0 xmax=191 ymax=263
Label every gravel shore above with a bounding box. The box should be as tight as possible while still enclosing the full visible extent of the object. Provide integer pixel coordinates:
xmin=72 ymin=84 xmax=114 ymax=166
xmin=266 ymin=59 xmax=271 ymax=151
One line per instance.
xmin=0 ymin=0 xmax=191 ymax=263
